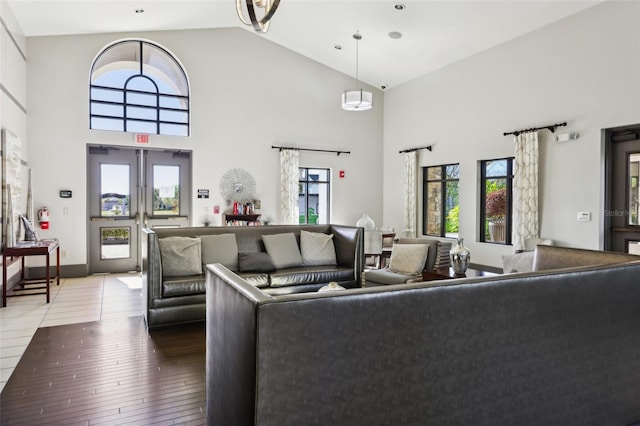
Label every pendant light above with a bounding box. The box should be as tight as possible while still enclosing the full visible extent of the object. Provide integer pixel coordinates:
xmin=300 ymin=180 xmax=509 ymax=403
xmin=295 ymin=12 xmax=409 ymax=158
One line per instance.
xmin=236 ymin=0 xmax=281 ymax=34
xmin=342 ymin=31 xmax=373 ymax=111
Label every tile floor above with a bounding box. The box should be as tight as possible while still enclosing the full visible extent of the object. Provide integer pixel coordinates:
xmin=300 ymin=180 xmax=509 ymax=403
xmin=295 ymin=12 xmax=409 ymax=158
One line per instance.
xmin=0 ymin=272 xmax=142 ymax=392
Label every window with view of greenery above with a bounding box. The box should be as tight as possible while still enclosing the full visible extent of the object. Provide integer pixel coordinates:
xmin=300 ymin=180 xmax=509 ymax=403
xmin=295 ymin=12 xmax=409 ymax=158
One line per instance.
xmin=90 ymin=39 xmax=190 ymax=136
xmin=480 ymin=157 xmax=514 ymax=245
xmin=422 ymin=164 xmax=459 ymax=237
xmin=299 ymin=168 xmax=330 ymax=224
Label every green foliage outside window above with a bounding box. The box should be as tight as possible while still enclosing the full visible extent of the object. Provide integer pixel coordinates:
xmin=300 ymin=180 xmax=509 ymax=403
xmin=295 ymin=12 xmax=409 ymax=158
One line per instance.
xmin=446 ymin=205 xmax=459 ymax=233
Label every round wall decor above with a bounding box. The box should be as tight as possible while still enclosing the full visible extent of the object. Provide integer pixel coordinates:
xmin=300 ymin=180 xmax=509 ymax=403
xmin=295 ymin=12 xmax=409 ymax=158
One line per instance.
xmin=219 ymin=168 xmax=256 ymax=203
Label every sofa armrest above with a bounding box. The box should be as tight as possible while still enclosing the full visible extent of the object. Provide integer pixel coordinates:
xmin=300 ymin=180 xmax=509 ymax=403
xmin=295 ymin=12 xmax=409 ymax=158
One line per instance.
xmin=330 ymin=225 xmax=364 ymax=282
xmin=142 ymin=228 xmax=163 ymax=315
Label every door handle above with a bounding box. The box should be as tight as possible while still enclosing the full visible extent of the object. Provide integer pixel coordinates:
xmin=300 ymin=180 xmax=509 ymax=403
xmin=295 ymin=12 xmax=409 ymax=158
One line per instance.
xmin=143 ymin=213 xmax=149 ymax=227
xmin=135 ymin=212 xmax=140 ymax=225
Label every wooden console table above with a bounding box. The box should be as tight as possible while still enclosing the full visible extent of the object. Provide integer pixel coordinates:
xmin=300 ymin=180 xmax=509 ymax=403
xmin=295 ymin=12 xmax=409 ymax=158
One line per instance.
xmin=2 ymin=240 xmax=60 ymax=307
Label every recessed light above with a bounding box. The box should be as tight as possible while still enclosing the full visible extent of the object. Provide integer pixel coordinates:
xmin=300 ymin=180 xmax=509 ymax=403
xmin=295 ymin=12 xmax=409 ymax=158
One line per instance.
xmin=388 ymin=31 xmax=403 ymax=40
xmin=334 ymin=44 xmax=343 ymax=50
xmin=394 ymin=3 xmax=406 ymax=11
xmin=135 ymin=9 xmax=144 ymax=14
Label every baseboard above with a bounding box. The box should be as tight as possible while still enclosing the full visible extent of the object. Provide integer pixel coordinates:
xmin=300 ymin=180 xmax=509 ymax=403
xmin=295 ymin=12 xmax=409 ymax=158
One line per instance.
xmin=25 ymin=264 xmax=88 ymax=279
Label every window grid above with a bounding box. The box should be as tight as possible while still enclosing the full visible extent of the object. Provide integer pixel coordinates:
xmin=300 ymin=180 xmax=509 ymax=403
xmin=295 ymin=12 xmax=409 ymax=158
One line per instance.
xmin=422 ymin=164 xmax=459 ymax=238
xmin=479 ymin=157 xmax=514 ymax=245
xmin=299 ymin=168 xmax=331 ymax=224
xmin=89 ymin=40 xmax=190 ymax=136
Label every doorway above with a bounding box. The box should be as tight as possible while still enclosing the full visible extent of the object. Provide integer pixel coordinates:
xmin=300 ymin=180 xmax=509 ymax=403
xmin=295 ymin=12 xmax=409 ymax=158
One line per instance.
xmin=604 ymin=124 xmax=640 ymax=254
xmin=87 ymin=145 xmax=192 ymax=274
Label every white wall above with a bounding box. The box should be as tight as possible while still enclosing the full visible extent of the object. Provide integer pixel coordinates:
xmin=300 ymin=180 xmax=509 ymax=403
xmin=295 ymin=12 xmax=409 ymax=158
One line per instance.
xmin=383 ymin=0 xmax=640 ymax=267
xmin=26 ymin=28 xmax=383 ymax=270
xmin=0 ymin=0 xmax=28 ymax=285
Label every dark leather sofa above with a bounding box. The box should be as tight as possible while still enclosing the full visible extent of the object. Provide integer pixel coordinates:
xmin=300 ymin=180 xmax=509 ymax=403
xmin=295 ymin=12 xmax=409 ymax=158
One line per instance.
xmin=205 ymin=245 xmax=640 ymax=426
xmin=142 ymin=224 xmax=363 ymax=328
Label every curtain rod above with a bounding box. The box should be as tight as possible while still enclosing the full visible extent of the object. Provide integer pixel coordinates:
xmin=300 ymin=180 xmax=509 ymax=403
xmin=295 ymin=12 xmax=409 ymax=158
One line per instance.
xmin=271 ymin=146 xmax=350 ymax=156
xmin=399 ymin=145 xmax=432 ymax=154
xmin=503 ymin=122 xmax=567 ymax=137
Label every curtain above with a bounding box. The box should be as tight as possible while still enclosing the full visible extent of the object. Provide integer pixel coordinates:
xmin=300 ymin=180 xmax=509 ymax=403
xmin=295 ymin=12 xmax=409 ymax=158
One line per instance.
xmin=279 ymin=149 xmax=300 ymax=224
xmin=513 ymin=131 xmax=539 ymax=251
xmin=403 ymin=151 xmax=417 ymax=237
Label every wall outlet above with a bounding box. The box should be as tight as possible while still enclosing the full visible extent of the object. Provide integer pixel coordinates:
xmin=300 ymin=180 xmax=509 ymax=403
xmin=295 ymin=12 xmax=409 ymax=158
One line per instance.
xmin=577 ymin=212 xmax=591 ymax=222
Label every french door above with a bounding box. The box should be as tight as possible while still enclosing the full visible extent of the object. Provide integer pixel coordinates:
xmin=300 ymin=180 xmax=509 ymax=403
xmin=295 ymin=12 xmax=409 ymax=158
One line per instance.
xmin=87 ymin=145 xmax=191 ymax=274
xmin=604 ymin=124 xmax=640 ymax=254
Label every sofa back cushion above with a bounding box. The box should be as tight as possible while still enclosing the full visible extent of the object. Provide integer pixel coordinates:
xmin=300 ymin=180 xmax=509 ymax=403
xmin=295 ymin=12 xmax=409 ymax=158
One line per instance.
xmin=200 ymin=233 xmax=239 ymax=271
xmin=262 ymin=233 xmax=303 ymax=269
xmin=158 ymin=236 xmax=202 ymax=276
xmin=238 ymin=252 xmax=276 ymax=273
xmin=300 ymin=230 xmax=337 ymax=266
xmin=533 ymin=245 xmax=640 ymax=271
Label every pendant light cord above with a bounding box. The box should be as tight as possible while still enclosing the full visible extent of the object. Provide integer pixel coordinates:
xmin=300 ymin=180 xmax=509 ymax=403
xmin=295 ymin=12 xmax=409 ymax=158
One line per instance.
xmin=351 ymin=31 xmax=363 ymax=90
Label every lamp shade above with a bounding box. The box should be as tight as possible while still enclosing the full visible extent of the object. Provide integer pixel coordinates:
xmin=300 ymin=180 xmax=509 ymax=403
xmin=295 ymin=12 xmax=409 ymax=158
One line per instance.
xmin=341 ymin=90 xmax=373 ymax=111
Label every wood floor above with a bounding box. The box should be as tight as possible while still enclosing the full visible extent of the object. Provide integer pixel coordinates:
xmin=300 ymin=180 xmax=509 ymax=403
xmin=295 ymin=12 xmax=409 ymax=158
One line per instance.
xmin=0 ymin=317 xmax=206 ymax=425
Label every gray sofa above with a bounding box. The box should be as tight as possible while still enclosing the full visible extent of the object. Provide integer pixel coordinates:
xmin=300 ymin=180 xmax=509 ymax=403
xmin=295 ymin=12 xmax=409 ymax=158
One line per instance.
xmin=206 ymin=245 xmax=640 ymax=425
xmin=142 ymin=224 xmax=363 ymax=328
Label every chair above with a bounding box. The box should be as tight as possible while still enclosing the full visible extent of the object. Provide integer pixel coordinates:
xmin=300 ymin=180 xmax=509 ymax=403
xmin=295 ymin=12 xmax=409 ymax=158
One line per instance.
xmin=378 ymin=227 xmax=395 ymax=268
xmin=502 ymin=237 xmax=554 ymax=274
xmin=363 ymin=237 xmax=451 ymax=286
xmin=364 ymin=230 xmax=383 ymax=269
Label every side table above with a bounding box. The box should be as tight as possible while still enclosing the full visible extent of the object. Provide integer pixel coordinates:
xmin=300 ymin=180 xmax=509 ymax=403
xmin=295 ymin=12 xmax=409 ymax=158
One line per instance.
xmin=422 ymin=267 xmax=497 ymax=281
xmin=2 ymin=240 xmax=60 ymax=307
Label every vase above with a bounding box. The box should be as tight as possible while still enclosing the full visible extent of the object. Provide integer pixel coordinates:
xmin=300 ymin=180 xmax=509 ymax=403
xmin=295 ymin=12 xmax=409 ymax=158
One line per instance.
xmin=5 ymin=184 xmax=15 ymax=248
xmin=450 ymin=237 xmax=471 ymax=276
xmin=356 ymin=213 xmax=375 ymax=231
xmin=488 ymin=220 xmax=506 ymax=243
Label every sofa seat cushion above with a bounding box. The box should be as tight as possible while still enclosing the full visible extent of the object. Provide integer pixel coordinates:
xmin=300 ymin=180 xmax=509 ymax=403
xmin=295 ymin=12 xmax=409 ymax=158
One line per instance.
xmin=363 ymin=268 xmax=419 ymax=286
xmin=237 ymin=272 xmax=270 ymax=288
xmin=269 ymin=266 xmax=354 ymax=288
xmin=162 ymin=275 xmax=206 ymax=297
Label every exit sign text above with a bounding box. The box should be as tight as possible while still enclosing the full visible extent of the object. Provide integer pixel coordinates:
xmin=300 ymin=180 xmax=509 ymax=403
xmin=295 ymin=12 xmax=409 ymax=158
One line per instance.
xmin=135 ymin=134 xmax=150 ymax=144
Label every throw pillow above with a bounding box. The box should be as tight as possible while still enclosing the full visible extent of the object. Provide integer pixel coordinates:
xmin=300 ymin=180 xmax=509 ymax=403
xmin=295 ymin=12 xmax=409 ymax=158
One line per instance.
xmin=199 ymin=234 xmax=239 ymax=271
xmin=262 ymin=233 xmax=303 ymax=269
xmin=238 ymin=252 xmax=276 ymax=272
xmin=300 ymin=230 xmax=337 ymax=266
xmin=388 ymin=244 xmax=429 ymax=276
xmin=318 ymin=282 xmax=345 ymax=292
xmin=158 ymin=236 xmax=202 ymax=277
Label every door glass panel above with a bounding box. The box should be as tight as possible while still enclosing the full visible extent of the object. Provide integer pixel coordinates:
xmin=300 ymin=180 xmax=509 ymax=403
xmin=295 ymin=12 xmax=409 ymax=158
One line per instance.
xmin=629 ymin=153 xmax=639 ymax=225
xmin=101 ymin=227 xmax=130 ymax=259
xmin=153 ymin=165 xmax=180 ymax=215
xmin=101 ymin=164 xmax=130 ymax=217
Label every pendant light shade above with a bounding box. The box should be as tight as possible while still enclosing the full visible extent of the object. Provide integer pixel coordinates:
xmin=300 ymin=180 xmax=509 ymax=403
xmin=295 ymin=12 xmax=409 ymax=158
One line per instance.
xmin=342 ymin=31 xmax=373 ymax=111
xmin=236 ymin=0 xmax=281 ymax=33
xmin=342 ymin=90 xmax=373 ymax=111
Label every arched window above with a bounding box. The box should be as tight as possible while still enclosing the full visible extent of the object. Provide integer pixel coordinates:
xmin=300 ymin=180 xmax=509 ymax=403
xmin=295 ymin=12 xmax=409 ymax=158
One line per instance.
xmin=90 ymin=39 xmax=190 ymax=136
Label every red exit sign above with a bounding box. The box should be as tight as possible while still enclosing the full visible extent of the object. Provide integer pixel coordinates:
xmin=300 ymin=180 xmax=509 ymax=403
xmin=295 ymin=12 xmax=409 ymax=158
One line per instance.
xmin=135 ymin=133 xmax=150 ymax=144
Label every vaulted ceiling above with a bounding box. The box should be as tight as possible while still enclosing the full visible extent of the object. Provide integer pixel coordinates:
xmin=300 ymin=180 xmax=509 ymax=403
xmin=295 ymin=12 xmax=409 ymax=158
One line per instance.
xmin=8 ymin=0 xmax=603 ymax=89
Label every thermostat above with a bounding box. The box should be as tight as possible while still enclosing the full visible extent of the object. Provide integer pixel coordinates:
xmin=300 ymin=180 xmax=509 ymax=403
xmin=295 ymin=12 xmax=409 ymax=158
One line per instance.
xmin=60 ymin=190 xmax=72 ymax=198
xmin=577 ymin=211 xmax=591 ymax=222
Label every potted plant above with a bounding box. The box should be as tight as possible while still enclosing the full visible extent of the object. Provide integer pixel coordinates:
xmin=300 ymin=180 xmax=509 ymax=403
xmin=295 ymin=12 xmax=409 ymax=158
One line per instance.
xmin=486 ymin=187 xmax=506 ymax=243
